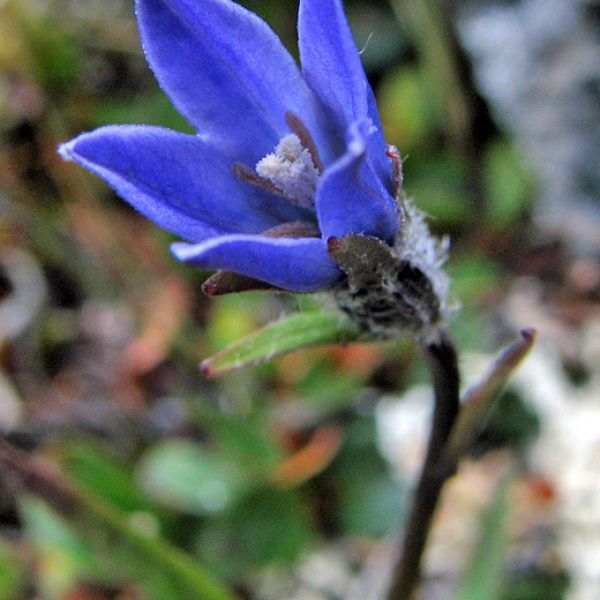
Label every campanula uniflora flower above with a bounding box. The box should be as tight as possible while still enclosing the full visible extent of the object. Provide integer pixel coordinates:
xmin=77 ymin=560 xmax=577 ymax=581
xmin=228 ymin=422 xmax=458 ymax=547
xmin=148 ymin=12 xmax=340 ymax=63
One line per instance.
xmin=60 ymin=0 xmax=449 ymax=340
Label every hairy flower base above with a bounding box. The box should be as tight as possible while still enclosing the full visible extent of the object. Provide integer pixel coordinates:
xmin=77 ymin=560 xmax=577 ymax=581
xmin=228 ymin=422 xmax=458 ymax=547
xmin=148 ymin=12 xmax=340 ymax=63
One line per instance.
xmin=333 ymin=259 xmax=442 ymax=342
xmin=328 ymin=203 xmax=449 ymax=343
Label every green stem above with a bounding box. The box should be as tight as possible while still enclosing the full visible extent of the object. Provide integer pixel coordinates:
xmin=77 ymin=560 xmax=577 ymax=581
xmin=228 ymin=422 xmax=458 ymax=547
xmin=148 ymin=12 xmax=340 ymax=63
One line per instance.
xmin=386 ymin=331 xmax=460 ymax=600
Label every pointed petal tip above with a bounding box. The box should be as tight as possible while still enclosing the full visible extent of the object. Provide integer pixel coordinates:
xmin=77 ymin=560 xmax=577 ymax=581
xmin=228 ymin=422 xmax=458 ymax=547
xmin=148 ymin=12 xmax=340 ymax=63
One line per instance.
xmin=57 ymin=128 xmax=124 ymax=163
xmin=58 ymin=132 xmax=95 ymax=161
xmin=57 ymin=141 xmax=74 ymax=162
xmin=201 ymin=278 xmax=219 ymax=296
xmin=170 ymin=242 xmax=194 ymax=261
xmin=520 ymin=328 xmax=537 ymax=342
xmin=58 ymin=130 xmax=115 ymax=163
xmin=199 ymin=360 xmax=215 ymax=378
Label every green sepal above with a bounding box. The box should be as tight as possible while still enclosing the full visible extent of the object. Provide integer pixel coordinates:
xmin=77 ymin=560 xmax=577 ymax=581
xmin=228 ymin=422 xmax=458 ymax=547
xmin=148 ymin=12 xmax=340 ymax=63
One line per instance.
xmin=201 ymin=311 xmax=361 ymax=377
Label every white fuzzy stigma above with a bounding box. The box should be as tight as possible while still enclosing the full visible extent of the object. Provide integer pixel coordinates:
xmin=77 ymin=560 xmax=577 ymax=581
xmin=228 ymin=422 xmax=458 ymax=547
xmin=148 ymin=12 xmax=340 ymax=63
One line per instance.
xmin=255 ymin=134 xmax=319 ymax=209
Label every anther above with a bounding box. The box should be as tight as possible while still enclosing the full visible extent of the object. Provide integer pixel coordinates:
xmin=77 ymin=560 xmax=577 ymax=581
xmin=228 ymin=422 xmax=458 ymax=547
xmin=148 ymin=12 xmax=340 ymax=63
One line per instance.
xmin=261 ymin=220 xmax=319 ymax=239
xmin=386 ymin=145 xmax=404 ymax=200
xmin=255 ymin=134 xmax=319 ymax=209
xmin=285 ymin=112 xmax=324 ymax=173
xmin=232 ymin=163 xmax=287 ymax=199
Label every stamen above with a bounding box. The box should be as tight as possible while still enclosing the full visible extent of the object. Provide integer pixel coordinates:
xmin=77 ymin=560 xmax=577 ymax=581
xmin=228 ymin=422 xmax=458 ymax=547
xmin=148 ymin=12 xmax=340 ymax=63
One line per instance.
xmin=386 ymin=145 xmax=407 ymax=226
xmin=232 ymin=163 xmax=287 ymax=199
xmin=236 ymin=117 xmax=323 ymax=211
xmin=262 ymin=220 xmax=320 ymax=239
xmin=255 ymin=134 xmax=319 ymax=209
xmin=386 ymin=145 xmax=404 ymax=199
xmin=285 ymin=112 xmax=324 ymax=173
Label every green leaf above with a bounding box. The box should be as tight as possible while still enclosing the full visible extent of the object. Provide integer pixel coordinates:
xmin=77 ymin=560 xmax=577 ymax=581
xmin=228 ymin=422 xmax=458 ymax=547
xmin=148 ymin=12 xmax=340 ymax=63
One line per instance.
xmin=195 ymin=487 xmax=313 ymax=581
xmin=208 ymin=294 xmax=266 ymax=352
xmin=1 ymin=439 xmax=237 ymax=600
xmin=137 ymin=439 xmax=248 ymax=516
xmin=69 ymin=486 xmax=237 ymax=600
xmin=62 ymin=441 xmax=158 ymax=515
xmin=21 ymin=498 xmax=101 ymax=598
xmin=192 ymin=407 xmax=281 ymax=474
xmin=453 ymin=474 xmax=512 ymax=600
xmin=334 ymin=419 xmax=404 ymax=537
xmin=447 ymin=252 xmax=501 ymax=305
xmin=404 ymin=155 xmax=471 ymax=226
xmin=0 ymin=538 xmax=25 ymax=600
xmin=484 ymin=140 xmax=532 ymax=229
xmin=446 ymin=330 xmax=536 ymax=463
xmin=377 ymin=66 xmax=439 ymax=150
xmin=201 ymin=311 xmax=360 ymax=377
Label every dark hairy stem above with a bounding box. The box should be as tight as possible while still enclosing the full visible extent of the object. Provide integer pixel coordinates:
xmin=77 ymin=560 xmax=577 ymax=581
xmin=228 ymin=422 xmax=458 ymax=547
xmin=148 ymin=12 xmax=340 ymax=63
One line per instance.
xmin=386 ymin=331 xmax=460 ymax=600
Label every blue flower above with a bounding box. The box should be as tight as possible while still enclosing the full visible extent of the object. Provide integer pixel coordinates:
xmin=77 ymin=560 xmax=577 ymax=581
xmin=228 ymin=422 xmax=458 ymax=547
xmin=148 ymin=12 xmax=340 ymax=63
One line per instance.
xmin=59 ymin=0 xmax=400 ymax=293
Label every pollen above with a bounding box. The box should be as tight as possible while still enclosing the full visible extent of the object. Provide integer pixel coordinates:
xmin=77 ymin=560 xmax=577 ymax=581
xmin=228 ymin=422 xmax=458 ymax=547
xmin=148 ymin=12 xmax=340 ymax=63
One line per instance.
xmin=255 ymin=134 xmax=319 ymax=209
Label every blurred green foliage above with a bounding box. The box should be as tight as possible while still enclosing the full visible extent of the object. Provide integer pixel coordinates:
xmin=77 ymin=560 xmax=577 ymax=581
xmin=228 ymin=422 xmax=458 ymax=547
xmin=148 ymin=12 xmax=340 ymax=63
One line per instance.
xmin=0 ymin=539 xmax=25 ymax=600
xmin=331 ymin=418 xmax=404 ymax=537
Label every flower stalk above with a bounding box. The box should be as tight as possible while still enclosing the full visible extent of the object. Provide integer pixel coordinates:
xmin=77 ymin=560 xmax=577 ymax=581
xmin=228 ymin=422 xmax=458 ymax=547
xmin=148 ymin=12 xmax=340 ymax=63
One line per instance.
xmin=385 ymin=328 xmax=536 ymax=599
xmin=387 ymin=331 xmax=460 ymax=600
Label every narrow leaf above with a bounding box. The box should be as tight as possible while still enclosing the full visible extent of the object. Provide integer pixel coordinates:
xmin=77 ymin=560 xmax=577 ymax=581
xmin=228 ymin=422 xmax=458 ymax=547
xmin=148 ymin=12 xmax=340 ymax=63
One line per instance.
xmin=74 ymin=489 xmax=236 ymax=600
xmin=201 ymin=311 xmax=361 ymax=377
xmin=446 ymin=329 xmax=536 ymax=463
xmin=0 ymin=538 xmax=24 ymax=600
xmin=0 ymin=440 xmax=236 ymax=600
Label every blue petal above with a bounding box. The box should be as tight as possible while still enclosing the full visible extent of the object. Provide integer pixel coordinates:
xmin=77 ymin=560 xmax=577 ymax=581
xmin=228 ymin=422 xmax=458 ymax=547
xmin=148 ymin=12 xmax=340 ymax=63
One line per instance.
xmin=171 ymin=236 xmax=342 ymax=292
xmin=298 ymin=0 xmax=391 ymax=187
xmin=366 ymin=85 xmax=394 ymax=192
xmin=298 ymin=0 xmax=368 ymax=129
xmin=136 ymin=0 xmax=331 ymax=163
xmin=316 ymin=120 xmax=399 ymax=242
xmin=59 ymin=125 xmax=307 ymax=242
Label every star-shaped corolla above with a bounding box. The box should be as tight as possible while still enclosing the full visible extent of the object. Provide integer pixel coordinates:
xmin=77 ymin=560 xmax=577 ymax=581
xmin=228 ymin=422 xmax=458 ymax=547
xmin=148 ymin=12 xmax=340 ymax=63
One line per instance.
xmin=59 ymin=0 xmax=400 ymax=293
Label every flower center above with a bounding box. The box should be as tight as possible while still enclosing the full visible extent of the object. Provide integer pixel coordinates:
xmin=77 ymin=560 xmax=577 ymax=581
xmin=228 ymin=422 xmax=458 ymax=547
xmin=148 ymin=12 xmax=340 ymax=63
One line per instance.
xmin=255 ymin=133 xmax=319 ymax=210
xmin=232 ymin=113 xmax=323 ymax=212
